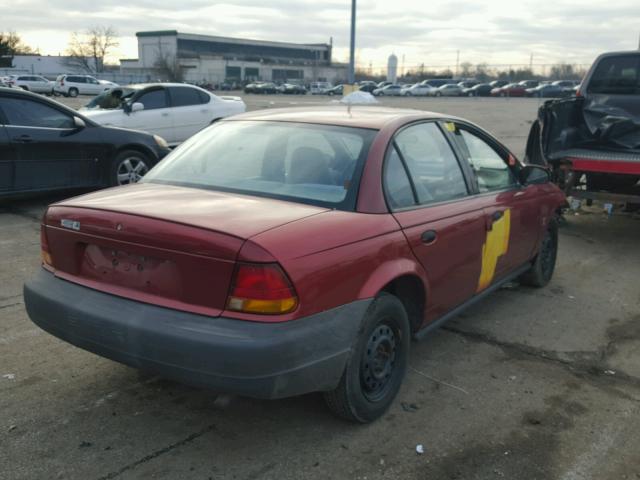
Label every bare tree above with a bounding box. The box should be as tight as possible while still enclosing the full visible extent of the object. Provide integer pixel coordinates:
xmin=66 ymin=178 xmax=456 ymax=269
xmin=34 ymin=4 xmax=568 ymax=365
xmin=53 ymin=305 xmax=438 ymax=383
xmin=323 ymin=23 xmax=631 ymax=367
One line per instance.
xmin=66 ymin=26 xmax=119 ymax=73
xmin=0 ymin=31 xmax=34 ymax=67
xmin=153 ymin=50 xmax=184 ymax=82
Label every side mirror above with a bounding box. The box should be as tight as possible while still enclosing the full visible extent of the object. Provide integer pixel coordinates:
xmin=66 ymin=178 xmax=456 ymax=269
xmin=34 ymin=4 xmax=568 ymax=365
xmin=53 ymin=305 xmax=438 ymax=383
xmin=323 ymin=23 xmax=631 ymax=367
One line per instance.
xmin=73 ymin=116 xmax=86 ymax=129
xmin=131 ymin=102 xmax=144 ymax=113
xmin=519 ymin=164 xmax=550 ymax=185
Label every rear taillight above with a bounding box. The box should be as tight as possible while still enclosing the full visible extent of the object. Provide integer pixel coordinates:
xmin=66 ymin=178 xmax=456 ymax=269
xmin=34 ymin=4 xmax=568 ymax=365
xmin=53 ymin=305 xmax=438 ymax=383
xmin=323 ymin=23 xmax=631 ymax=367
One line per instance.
xmin=40 ymin=223 xmax=53 ymax=267
xmin=226 ymin=263 xmax=298 ymax=314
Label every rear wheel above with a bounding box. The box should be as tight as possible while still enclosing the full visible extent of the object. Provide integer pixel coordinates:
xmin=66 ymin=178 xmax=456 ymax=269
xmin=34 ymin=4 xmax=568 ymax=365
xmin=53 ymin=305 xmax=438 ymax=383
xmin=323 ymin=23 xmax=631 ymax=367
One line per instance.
xmin=110 ymin=150 xmax=152 ymax=186
xmin=520 ymin=218 xmax=558 ymax=287
xmin=68 ymin=87 xmax=79 ymax=97
xmin=324 ymin=294 xmax=410 ymax=423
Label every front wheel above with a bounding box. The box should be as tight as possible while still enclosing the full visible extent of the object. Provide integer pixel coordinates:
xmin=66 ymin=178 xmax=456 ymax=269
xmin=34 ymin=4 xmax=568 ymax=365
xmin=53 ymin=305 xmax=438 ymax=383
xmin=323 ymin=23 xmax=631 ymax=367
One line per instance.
xmin=111 ymin=150 xmax=152 ymax=186
xmin=68 ymin=87 xmax=79 ymax=97
xmin=520 ymin=218 xmax=558 ymax=287
xmin=324 ymin=294 xmax=410 ymax=423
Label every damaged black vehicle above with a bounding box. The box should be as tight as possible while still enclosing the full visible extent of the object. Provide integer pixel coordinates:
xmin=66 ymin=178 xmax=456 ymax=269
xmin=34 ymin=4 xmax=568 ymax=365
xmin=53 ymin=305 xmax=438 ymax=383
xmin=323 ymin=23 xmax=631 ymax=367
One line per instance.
xmin=526 ymin=51 xmax=640 ymax=205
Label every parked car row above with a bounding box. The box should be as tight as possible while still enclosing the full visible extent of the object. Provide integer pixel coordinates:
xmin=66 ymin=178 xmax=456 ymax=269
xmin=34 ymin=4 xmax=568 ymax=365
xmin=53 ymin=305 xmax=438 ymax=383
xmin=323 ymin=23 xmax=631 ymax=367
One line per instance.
xmin=358 ymin=78 xmax=581 ymax=98
xmin=0 ymin=74 xmax=120 ymax=97
xmin=244 ymin=82 xmax=309 ymax=94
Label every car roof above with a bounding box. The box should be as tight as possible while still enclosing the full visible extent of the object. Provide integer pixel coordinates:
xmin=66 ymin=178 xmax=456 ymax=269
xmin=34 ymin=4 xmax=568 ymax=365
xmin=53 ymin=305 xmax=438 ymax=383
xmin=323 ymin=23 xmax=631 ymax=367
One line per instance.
xmin=223 ymin=106 xmax=455 ymax=130
xmin=123 ymin=82 xmax=205 ymax=89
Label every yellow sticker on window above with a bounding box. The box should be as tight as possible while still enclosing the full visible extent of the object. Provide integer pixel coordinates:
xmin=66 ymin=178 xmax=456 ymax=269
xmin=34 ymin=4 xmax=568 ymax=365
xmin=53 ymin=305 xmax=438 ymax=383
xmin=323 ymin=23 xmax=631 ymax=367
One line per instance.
xmin=444 ymin=122 xmax=456 ymax=132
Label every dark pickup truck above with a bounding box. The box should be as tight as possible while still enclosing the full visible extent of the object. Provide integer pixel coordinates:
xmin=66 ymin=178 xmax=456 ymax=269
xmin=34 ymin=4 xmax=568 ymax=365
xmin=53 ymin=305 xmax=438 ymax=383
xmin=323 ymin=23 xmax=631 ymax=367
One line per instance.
xmin=526 ymin=51 xmax=640 ymax=206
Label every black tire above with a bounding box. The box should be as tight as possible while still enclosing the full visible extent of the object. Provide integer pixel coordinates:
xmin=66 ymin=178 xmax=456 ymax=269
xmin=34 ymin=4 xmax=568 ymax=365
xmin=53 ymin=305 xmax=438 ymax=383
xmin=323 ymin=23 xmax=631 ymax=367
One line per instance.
xmin=324 ymin=294 xmax=410 ymax=423
xmin=110 ymin=150 xmax=152 ymax=186
xmin=520 ymin=218 xmax=558 ymax=287
xmin=68 ymin=87 xmax=79 ymax=97
xmin=435 ymin=91 xmax=442 ymax=97
xmin=20 ymin=86 xmax=29 ymax=91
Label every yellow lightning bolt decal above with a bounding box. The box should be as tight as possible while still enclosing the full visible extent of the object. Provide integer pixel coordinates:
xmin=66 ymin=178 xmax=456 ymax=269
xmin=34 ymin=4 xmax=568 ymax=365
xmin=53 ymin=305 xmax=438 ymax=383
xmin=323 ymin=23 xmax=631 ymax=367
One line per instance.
xmin=477 ymin=209 xmax=511 ymax=292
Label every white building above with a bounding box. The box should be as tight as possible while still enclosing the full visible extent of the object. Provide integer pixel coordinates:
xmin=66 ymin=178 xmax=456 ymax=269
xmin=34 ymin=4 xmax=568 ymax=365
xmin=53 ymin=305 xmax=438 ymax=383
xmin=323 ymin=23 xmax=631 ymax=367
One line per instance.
xmin=0 ymin=55 xmax=96 ymax=78
xmin=120 ymin=30 xmax=348 ymax=85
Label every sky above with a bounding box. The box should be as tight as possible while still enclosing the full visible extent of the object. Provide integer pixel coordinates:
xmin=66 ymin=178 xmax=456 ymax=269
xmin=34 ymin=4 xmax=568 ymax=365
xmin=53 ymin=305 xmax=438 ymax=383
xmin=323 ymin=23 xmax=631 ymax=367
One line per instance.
xmin=7 ymin=0 xmax=640 ymax=72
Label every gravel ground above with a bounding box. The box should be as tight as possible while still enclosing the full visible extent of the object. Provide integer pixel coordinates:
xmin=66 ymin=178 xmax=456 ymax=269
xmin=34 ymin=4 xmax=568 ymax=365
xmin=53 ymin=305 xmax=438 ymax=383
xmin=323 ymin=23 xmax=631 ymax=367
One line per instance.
xmin=1 ymin=93 xmax=639 ymax=480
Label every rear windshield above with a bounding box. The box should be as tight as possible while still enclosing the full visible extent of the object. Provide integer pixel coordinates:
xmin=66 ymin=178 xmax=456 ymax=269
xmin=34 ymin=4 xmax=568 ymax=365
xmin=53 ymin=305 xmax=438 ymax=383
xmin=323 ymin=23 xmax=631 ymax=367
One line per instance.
xmin=588 ymin=54 xmax=640 ymax=95
xmin=143 ymin=121 xmax=377 ymax=210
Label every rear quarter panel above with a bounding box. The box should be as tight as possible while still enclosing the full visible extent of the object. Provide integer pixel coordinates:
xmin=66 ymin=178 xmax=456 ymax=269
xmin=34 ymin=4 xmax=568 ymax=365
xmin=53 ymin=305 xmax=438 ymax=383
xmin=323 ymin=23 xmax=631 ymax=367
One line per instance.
xmin=246 ymin=211 xmax=428 ymax=321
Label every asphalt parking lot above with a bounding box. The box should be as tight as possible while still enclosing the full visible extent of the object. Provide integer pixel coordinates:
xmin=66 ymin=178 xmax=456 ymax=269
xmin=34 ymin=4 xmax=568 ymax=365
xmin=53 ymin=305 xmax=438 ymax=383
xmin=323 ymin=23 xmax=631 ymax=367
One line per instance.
xmin=2 ymin=94 xmax=640 ymax=480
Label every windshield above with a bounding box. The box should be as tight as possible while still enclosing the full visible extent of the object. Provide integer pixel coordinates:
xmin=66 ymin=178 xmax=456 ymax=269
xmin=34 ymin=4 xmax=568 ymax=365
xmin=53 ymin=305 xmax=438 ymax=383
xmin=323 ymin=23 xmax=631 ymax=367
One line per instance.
xmin=83 ymin=87 xmax=136 ymax=109
xmin=143 ymin=121 xmax=377 ymax=210
xmin=588 ymin=54 xmax=640 ymax=95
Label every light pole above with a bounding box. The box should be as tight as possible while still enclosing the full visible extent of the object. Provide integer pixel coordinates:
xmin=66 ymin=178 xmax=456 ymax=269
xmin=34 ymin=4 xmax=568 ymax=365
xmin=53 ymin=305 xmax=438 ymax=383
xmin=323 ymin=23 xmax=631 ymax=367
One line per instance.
xmin=348 ymin=0 xmax=356 ymax=84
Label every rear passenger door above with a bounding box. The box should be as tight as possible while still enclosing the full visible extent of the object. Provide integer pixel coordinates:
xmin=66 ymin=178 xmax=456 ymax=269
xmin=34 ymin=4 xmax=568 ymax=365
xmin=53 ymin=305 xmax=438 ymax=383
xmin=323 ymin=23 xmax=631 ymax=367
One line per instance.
xmin=167 ymin=86 xmax=212 ymax=142
xmin=125 ymin=88 xmax=174 ymax=142
xmin=385 ymin=122 xmax=487 ymax=322
xmin=448 ymin=123 xmax=540 ymax=281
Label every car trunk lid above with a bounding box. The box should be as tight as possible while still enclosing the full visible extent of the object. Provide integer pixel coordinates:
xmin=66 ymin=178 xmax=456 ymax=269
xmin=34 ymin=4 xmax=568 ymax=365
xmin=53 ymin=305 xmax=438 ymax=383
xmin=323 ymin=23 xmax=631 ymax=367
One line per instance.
xmin=44 ymin=183 xmax=328 ymax=317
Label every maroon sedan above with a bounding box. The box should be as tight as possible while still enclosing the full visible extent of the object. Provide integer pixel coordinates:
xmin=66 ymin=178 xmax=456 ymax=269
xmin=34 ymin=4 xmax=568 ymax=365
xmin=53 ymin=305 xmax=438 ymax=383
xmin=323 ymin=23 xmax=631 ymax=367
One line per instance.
xmin=24 ymin=107 xmax=565 ymax=422
xmin=491 ymin=83 xmax=528 ymax=97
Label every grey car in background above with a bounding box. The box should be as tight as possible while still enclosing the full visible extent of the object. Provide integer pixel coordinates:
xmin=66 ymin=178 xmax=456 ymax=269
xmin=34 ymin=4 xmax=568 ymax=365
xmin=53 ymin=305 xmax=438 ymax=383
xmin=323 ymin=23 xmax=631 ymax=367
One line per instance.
xmin=373 ymin=84 xmax=403 ymax=96
xmin=432 ymin=83 xmax=464 ymax=96
xmin=401 ymin=83 xmax=436 ymax=96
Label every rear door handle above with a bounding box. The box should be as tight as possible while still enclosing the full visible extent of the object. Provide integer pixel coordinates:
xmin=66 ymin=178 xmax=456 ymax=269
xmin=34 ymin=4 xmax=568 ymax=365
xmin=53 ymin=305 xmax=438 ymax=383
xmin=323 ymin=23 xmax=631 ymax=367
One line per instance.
xmin=421 ymin=230 xmax=437 ymax=244
xmin=12 ymin=135 xmax=33 ymax=143
xmin=487 ymin=210 xmax=504 ymax=230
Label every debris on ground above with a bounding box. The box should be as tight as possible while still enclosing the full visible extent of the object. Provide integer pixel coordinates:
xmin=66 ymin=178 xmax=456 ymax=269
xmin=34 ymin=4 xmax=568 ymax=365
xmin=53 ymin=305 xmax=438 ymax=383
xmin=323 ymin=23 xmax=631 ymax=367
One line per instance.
xmin=401 ymin=402 xmax=419 ymax=412
xmin=416 ymin=444 xmax=425 ymax=455
xmin=2 ymin=373 xmax=16 ymax=380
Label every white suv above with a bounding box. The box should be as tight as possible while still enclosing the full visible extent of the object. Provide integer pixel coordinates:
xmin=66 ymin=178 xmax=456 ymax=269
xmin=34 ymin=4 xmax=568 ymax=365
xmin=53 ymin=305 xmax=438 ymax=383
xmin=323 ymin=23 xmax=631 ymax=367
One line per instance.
xmin=8 ymin=75 xmax=54 ymax=94
xmin=54 ymin=75 xmax=117 ymax=97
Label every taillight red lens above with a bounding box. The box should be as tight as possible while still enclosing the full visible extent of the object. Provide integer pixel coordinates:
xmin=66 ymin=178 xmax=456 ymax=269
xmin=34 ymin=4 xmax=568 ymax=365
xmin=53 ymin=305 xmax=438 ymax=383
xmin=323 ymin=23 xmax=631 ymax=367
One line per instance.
xmin=227 ymin=263 xmax=298 ymax=314
xmin=40 ymin=224 xmax=53 ymax=267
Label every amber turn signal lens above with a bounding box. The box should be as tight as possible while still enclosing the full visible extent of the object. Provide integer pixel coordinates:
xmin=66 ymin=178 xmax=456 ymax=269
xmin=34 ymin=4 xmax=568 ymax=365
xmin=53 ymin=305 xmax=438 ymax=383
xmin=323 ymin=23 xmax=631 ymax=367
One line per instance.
xmin=41 ymin=250 xmax=53 ymax=267
xmin=226 ymin=263 xmax=298 ymax=315
xmin=40 ymin=223 xmax=53 ymax=267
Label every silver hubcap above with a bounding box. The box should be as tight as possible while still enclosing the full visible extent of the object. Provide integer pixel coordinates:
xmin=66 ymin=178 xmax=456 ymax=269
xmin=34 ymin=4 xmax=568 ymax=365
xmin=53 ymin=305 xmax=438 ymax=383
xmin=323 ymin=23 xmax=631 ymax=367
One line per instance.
xmin=117 ymin=157 xmax=148 ymax=185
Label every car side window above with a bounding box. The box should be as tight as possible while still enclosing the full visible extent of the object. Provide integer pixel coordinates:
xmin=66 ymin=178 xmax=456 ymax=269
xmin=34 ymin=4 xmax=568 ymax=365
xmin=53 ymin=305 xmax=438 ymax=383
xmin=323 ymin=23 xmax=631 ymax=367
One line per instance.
xmin=383 ymin=145 xmax=416 ymax=209
xmin=394 ymin=122 xmax=468 ymax=204
xmin=0 ymin=97 xmax=74 ymax=128
xmin=197 ymin=90 xmax=211 ymax=104
xmin=170 ymin=87 xmax=205 ymax=107
xmin=136 ymin=89 xmax=168 ymax=110
xmin=453 ymin=126 xmax=517 ymax=192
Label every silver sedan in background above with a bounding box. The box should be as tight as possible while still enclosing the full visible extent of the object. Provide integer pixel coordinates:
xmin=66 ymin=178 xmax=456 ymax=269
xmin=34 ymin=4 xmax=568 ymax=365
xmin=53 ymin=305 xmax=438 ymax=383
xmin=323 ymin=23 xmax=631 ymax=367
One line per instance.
xmin=432 ymin=83 xmax=464 ymax=97
xmin=372 ymin=84 xmax=404 ymax=96
xmin=401 ymin=83 xmax=436 ymax=96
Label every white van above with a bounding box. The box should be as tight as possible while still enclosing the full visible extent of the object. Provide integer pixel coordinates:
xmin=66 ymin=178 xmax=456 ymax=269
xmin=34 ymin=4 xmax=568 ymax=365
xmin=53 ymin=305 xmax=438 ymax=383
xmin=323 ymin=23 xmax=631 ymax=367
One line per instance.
xmin=310 ymin=82 xmax=332 ymax=95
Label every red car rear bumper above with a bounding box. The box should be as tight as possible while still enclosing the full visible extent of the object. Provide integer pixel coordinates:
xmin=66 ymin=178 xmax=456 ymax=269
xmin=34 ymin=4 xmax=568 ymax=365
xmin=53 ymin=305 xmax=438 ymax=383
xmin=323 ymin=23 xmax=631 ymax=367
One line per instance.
xmin=24 ymin=269 xmax=371 ymax=399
